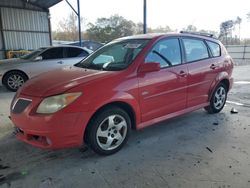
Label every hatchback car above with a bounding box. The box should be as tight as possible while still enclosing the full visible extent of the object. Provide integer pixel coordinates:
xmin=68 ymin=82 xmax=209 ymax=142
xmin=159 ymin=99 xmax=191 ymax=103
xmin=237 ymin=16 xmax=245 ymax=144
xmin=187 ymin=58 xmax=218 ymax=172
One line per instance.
xmin=10 ymin=32 xmax=234 ymax=155
xmin=0 ymin=46 xmax=92 ymax=91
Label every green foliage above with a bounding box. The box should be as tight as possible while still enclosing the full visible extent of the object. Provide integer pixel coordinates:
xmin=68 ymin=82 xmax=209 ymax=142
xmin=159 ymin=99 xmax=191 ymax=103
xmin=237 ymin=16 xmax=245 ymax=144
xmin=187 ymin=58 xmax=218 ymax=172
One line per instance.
xmin=52 ymin=13 xmax=222 ymax=44
xmin=86 ymin=15 xmax=136 ymax=43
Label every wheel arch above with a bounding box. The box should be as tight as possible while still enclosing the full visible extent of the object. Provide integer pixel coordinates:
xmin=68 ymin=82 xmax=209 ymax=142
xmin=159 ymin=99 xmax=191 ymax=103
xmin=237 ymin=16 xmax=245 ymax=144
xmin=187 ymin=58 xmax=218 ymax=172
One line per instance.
xmin=83 ymin=100 xmax=138 ymax=144
xmin=208 ymin=72 xmax=230 ymax=101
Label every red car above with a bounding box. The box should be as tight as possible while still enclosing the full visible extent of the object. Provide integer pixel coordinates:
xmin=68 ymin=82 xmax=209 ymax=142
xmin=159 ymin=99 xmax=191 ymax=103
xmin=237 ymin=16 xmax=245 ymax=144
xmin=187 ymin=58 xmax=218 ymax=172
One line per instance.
xmin=10 ymin=32 xmax=234 ymax=155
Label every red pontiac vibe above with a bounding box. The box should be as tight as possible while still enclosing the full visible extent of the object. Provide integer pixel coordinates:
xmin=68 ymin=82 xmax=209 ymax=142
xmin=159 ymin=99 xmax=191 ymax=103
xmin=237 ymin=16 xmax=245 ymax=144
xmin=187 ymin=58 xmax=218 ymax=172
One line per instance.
xmin=10 ymin=32 xmax=234 ymax=155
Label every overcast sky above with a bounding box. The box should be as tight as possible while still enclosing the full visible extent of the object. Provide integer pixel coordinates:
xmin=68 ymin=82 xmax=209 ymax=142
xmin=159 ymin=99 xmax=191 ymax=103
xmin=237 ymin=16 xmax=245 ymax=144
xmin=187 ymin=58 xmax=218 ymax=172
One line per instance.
xmin=50 ymin=0 xmax=250 ymax=38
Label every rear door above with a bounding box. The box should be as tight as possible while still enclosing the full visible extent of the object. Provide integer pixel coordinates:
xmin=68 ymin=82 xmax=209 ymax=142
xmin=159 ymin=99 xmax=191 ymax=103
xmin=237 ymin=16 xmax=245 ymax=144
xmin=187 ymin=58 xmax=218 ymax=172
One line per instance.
xmin=138 ymin=38 xmax=188 ymax=122
xmin=181 ymin=38 xmax=221 ymax=107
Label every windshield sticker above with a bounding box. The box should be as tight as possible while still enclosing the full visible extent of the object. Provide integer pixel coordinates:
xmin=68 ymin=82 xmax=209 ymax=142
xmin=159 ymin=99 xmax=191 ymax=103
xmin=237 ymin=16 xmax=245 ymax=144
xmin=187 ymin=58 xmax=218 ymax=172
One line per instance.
xmin=124 ymin=43 xmax=142 ymax=49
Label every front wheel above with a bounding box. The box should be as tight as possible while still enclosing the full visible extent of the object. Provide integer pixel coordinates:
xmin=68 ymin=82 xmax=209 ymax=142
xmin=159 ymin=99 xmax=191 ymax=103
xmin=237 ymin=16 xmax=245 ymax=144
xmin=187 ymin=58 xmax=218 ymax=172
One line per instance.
xmin=204 ymin=83 xmax=227 ymax=114
xmin=87 ymin=107 xmax=131 ymax=155
xmin=3 ymin=71 xmax=28 ymax=92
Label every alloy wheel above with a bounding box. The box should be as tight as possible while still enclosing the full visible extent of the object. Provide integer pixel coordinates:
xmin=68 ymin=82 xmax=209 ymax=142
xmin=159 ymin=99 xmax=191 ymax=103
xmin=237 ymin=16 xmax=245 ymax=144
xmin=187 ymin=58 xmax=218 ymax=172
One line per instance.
xmin=7 ymin=74 xmax=25 ymax=90
xmin=96 ymin=114 xmax=128 ymax=151
xmin=213 ymin=86 xmax=226 ymax=110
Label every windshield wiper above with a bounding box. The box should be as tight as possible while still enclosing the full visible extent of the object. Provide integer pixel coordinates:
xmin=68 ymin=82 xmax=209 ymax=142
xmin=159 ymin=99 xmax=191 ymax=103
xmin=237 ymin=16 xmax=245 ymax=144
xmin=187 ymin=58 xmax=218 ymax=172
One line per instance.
xmin=75 ymin=63 xmax=89 ymax=68
xmin=75 ymin=63 xmax=104 ymax=70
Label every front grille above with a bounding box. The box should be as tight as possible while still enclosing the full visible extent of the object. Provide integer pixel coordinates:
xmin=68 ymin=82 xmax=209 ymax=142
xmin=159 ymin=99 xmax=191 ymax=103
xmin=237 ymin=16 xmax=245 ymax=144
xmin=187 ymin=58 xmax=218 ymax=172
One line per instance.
xmin=12 ymin=98 xmax=32 ymax=114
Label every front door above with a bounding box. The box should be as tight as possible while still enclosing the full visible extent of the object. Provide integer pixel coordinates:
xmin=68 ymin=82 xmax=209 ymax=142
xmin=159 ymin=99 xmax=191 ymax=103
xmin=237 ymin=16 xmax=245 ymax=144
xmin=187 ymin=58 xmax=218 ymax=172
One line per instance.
xmin=27 ymin=47 xmax=64 ymax=77
xmin=138 ymin=38 xmax=188 ymax=122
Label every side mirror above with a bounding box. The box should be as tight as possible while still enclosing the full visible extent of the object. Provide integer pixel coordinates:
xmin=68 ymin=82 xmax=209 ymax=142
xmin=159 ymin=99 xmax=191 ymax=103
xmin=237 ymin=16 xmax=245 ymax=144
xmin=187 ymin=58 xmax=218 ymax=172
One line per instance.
xmin=34 ymin=56 xmax=42 ymax=61
xmin=138 ymin=62 xmax=160 ymax=73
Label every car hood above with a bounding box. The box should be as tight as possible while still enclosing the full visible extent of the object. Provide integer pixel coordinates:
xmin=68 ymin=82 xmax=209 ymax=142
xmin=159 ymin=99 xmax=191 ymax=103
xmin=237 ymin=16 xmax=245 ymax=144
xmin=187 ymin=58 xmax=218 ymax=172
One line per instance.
xmin=20 ymin=66 xmax=113 ymax=97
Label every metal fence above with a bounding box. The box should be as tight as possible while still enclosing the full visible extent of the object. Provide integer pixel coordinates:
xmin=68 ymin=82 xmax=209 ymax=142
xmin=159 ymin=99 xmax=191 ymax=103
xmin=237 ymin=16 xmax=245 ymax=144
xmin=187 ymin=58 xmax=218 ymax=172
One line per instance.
xmin=226 ymin=45 xmax=250 ymax=60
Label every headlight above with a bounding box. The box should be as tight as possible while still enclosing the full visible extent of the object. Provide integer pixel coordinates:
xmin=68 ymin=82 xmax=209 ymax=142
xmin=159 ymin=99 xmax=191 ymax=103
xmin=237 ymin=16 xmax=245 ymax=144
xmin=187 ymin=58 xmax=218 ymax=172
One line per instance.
xmin=36 ymin=92 xmax=82 ymax=114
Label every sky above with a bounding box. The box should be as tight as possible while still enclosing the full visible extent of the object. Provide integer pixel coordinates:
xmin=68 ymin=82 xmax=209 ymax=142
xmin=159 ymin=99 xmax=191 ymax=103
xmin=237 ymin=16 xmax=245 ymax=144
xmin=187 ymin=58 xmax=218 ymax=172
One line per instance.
xmin=50 ymin=0 xmax=250 ymax=38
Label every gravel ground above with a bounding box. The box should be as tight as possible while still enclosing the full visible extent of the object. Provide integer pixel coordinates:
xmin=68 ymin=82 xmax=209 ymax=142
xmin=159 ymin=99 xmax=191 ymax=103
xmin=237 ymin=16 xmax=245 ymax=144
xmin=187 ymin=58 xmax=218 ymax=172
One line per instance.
xmin=0 ymin=65 xmax=250 ymax=188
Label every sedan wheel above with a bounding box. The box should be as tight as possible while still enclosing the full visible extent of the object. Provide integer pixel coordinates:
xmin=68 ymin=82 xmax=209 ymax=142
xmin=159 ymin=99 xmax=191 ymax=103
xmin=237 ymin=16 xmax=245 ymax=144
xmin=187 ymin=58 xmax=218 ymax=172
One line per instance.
xmin=4 ymin=71 xmax=28 ymax=92
xmin=87 ymin=107 xmax=131 ymax=155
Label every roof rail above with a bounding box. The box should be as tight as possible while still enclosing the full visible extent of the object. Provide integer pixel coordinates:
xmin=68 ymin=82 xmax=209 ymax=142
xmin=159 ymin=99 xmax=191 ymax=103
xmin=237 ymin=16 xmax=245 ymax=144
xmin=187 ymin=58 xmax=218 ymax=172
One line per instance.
xmin=180 ymin=31 xmax=214 ymax=38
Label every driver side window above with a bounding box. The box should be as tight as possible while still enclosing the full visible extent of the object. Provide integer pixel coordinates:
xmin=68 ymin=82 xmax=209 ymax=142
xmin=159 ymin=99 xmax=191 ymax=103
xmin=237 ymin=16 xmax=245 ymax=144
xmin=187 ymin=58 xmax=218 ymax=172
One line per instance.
xmin=145 ymin=38 xmax=181 ymax=68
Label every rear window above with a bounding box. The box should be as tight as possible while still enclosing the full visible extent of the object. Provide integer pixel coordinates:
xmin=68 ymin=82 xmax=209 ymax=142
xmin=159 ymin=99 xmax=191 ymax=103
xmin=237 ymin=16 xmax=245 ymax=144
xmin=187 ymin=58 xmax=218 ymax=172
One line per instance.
xmin=183 ymin=38 xmax=209 ymax=62
xmin=206 ymin=41 xmax=221 ymax=57
xmin=65 ymin=47 xmax=88 ymax=58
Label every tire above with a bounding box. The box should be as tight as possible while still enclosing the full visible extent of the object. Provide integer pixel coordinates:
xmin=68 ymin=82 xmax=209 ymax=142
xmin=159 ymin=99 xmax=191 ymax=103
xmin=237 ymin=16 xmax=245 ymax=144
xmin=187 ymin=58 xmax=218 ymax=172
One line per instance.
xmin=87 ymin=106 xmax=131 ymax=155
xmin=204 ymin=83 xmax=227 ymax=114
xmin=3 ymin=71 xmax=28 ymax=92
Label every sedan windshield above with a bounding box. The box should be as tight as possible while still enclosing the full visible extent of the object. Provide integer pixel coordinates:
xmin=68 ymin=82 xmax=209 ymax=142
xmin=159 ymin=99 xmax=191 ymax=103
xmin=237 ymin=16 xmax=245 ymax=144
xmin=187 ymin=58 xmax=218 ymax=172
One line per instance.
xmin=20 ymin=48 xmax=46 ymax=60
xmin=75 ymin=39 xmax=150 ymax=71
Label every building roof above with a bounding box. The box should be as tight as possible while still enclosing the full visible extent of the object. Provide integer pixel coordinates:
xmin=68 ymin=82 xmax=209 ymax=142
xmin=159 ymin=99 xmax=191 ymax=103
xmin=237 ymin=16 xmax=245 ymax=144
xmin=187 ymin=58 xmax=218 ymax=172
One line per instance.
xmin=25 ymin=0 xmax=62 ymax=9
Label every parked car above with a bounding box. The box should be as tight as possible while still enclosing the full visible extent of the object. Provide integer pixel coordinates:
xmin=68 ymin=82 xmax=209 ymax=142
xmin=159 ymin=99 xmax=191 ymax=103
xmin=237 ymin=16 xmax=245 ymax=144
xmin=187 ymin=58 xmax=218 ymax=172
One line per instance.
xmin=0 ymin=46 xmax=92 ymax=91
xmin=10 ymin=32 xmax=234 ymax=155
xmin=67 ymin=40 xmax=103 ymax=51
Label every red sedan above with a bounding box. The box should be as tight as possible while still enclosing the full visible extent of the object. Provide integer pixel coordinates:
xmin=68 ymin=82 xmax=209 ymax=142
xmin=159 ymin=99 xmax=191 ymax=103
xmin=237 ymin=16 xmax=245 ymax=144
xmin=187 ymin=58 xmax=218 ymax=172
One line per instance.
xmin=10 ymin=32 xmax=234 ymax=155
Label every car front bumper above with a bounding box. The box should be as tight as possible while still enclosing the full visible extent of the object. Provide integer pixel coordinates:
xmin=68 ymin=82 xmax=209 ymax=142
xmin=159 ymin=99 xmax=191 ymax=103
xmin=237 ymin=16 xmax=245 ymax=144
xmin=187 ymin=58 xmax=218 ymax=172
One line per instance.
xmin=10 ymin=94 xmax=89 ymax=149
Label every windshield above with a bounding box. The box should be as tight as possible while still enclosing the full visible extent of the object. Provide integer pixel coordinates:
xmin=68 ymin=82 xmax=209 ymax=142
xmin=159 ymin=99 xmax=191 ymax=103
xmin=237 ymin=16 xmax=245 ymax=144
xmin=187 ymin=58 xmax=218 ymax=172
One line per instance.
xmin=20 ymin=48 xmax=46 ymax=60
xmin=75 ymin=39 xmax=150 ymax=71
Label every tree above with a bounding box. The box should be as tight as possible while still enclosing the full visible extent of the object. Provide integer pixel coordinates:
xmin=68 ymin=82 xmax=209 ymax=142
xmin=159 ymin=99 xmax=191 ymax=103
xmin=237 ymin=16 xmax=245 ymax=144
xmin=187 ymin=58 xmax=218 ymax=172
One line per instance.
xmin=148 ymin=26 xmax=172 ymax=33
xmin=53 ymin=12 xmax=84 ymax=41
xmin=86 ymin=15 xmax=136 ymax=43
xmin=235 ymin=16 xmax=242 ymax=40
xmin=182 ymin=25 xmax=197 ymax=32
xmin=219 ymin=20 xmax=235 ymax=45
xmin=198 ymin=29 xmax=219 ymax=37
xmin=134 ymin=22 xmax=144 ymax=34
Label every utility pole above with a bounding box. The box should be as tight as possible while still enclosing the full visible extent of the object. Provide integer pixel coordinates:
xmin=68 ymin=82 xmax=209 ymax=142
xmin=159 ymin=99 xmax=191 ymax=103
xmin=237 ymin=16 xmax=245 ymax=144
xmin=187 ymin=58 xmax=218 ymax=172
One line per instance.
xmin=143 ymin=0 xmax=147 ymax=34
xmin=77 ymin=0 xmax=81 ymax=46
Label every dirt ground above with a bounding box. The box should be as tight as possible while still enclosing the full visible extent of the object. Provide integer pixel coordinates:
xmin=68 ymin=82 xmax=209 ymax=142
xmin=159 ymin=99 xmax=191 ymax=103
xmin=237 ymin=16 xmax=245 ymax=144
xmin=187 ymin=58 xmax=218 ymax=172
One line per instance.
xmin=0 ymin=65 xmax=250 ymax=188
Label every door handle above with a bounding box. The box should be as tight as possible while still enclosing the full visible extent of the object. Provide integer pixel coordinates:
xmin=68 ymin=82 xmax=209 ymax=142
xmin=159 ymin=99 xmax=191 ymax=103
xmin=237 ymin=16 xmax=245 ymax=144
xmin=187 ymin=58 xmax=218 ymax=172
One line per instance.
xmin=210 ymin=64 xmax=217 ymax=69
xmin=178 ymin=70 xmax=187 ymax=77
xmin=57 ymin=61 xmax=63 ymax=64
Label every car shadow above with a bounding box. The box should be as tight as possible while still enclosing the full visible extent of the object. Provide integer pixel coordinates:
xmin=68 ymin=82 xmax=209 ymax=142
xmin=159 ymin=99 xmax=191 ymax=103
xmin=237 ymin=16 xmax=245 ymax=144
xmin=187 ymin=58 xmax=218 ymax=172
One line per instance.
xmin=0 ymin=86 xmax=12 ymax=93
xmin=0 ymin=109 xmax=231 ymax=186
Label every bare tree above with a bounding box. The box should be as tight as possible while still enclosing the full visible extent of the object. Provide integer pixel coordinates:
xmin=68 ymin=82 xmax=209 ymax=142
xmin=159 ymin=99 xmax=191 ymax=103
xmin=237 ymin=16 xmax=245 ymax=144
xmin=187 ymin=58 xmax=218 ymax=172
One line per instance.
xmin=53 ymin=12 xmax=85 ymax=41
xmin=148 ymin=26 xmax=172 ymax=33
xmin=219 ymin=20 xmax=234 ymax=45
xmin=235 ymin=16 xmax=242 ymax=40
xmin=182 ymin=25 xmax=197 ymax=32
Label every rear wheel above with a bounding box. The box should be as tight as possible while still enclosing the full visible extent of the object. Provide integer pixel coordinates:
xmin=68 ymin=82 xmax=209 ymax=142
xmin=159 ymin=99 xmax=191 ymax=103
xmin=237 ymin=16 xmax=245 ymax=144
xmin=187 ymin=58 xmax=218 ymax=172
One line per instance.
xmin=87 ymin=107 xmax=131 ymax=155
xmin=204 ymin=83 xmax=227 ymax=114
xmin=3 ymin=71 xmax=28 ymax=92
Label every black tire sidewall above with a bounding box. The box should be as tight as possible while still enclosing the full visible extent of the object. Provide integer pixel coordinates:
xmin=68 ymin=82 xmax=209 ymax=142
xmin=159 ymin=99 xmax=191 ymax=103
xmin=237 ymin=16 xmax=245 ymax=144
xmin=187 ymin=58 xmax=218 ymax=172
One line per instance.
xmin=88 ymin=107 xmax=131 ymax=155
